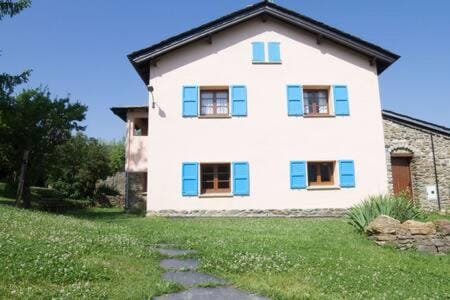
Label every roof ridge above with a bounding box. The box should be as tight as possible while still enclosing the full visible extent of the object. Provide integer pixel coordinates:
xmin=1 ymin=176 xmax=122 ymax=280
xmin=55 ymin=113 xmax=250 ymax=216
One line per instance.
xmin=128 ymin=1 xmax=399 ymax=83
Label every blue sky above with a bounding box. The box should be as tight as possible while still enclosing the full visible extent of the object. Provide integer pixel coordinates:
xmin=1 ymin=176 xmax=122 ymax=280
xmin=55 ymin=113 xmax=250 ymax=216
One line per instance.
xmin=1 ymin=0 xmax=449 ymax=140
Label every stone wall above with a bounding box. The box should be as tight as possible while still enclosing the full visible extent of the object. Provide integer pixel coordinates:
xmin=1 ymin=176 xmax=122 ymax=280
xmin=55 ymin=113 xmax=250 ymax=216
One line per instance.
xmin=383 ymin=119 xmax=450 ymax=211
xmin=368 ymin=215 xmax=450 ymax=254
xmin=127 ymin=172 xmax=147 ymax=210
xmin=147 ymin=208 xmax=347 ymax=218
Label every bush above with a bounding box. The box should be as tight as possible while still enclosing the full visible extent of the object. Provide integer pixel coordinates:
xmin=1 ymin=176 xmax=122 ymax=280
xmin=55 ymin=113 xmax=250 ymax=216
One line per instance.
xmin=347 ymin=194 xmax=421 ymax=232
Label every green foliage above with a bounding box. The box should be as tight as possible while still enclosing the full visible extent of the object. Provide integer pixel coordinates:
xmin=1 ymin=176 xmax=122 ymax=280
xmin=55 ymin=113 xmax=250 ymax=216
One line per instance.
xmin=107 ymin=138 xmax=125 ymax=174
xmin=0 ymin=0 xmax=31 ymax=174
xmin=0 ymin=0 xmax=31 ymax=20
xmin=48 ymin=133 xmax=111 ymax=200
xmin=347 ymin=194 xmax=421 ymax=232
xmin=0 ymin=88 xmax=87 ymax=207
xmin=0 ymin=206 xmax=449 ymax=299
xmin=95 ymin=183 xmax=119 ymax=197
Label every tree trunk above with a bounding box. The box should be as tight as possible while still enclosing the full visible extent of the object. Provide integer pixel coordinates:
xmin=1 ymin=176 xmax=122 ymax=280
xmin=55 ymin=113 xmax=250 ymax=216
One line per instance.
xmin=16 ymin=149 xmax=30 ymax=208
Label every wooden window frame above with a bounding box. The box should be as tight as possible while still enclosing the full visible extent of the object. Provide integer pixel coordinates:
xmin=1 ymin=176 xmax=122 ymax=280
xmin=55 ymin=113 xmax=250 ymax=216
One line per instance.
xmin=200 ymin=87 xmax=229 ymax=117
xmin=303 ymin=86 xmax=330 ymax=116
xmin=307 ymin=161 xmax=335 ymax=186
xmin=200 ymin=163 xmax=231 ymax=194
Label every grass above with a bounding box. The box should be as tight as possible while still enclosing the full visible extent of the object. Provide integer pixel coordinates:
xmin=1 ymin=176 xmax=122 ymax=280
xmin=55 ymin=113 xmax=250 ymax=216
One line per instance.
xmin=0 ymin=191 xmax=449 ymax=299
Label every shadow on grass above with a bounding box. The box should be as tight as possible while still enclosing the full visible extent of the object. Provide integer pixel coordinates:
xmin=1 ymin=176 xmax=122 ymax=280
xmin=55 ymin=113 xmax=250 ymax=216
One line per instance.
xmin=64 ymin=208 xmax=145 ymax=222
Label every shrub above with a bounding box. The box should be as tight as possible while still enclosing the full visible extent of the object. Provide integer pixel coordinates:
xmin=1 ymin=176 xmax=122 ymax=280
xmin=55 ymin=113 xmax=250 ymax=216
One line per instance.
xmin=347 ymin=194 xmax=421 ymax=232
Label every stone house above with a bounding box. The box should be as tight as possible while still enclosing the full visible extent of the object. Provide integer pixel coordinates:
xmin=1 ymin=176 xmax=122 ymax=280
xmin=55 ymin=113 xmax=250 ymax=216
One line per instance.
xmin=111 ymin=1 xmax=449 ymax=216
xmin=383 ymin=110 xmax=449 ymax=211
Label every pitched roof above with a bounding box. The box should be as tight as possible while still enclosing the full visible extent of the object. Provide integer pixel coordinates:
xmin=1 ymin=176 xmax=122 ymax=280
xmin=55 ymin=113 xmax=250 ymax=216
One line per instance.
xmin=110 ymin=105 xmax=148 ymax=122
xmin=128 ymin=1 xmax=400 ymax=84
xmin=382 ymin=110 xmax=450 ymax=137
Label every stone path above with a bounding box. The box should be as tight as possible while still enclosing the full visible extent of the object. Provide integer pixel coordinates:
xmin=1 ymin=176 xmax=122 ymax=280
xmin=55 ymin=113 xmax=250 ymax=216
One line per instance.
xmin=154 ymin=245 xmax=269 ymax=300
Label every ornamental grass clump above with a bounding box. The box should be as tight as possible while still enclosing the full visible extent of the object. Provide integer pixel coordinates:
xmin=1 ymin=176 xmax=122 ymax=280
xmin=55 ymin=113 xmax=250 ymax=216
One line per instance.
xmin=347 ymin=194 xmax=421 ymax=232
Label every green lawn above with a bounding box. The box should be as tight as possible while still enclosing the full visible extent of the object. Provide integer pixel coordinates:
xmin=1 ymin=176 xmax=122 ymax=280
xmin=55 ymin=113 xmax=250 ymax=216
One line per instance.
xmin=0 ymin=203 xmax=449 ymax=299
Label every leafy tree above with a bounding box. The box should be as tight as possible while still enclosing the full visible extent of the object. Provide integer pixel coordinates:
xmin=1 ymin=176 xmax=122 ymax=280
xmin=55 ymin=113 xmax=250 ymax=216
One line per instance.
xmin=48 ymin=133 xmax=111 ymax=200
xmin=0 ymin=0 xmax=31 ymax=177
xmin=0 ymin=0 xmax=30 ymax=20
xmin=108 ymin=138 xmax=125 ymax=174
xmin=0 ymin=88 xmax=87 ymax=208
xmin=0 ymin=0 xmax=32 ymax=97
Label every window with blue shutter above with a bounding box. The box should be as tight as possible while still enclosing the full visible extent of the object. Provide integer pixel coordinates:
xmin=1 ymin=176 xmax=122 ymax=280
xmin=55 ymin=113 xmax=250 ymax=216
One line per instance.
xmin=339 ymin=160 xmax=355 ymax=187
xmin=252 ymin=42 xmax=265 ymax=63
xmin=182 ymin=162 xmax=198 ymax=196
xmin=268 ymin=42 xmax=281 ymax=62
xmin=231 ymin=85 xmax=247 ymax=116
xmin=233 ymin=162 xmax=249 ymax=195
xmin=333 ymin=85 xmax=349 ymax=116
xmin=287 ymin=85 xmax=303 ymax=116
xmin=182 ymin=86 xmax=198 ymax=117
xmin=290 ymin=161 xmax=306 ymax=189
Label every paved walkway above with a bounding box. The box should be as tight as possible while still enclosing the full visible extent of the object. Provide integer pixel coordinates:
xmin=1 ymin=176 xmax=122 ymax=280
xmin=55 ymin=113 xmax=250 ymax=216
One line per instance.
xmin=154 ymin=245 xmax=269 ymax=300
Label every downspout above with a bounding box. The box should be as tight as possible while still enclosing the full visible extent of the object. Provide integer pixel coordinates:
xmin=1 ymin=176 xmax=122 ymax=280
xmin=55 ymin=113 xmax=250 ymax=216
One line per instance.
xmin=430 ymin=133 xmax=441 ymax=211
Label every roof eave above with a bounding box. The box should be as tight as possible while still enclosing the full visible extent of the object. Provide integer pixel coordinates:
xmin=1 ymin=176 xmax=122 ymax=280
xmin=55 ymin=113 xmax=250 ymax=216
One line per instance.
xmin=128 ymin=2 xmax=400 ymax=84
xmin=382 ymin=110 xmax=450 ymax=136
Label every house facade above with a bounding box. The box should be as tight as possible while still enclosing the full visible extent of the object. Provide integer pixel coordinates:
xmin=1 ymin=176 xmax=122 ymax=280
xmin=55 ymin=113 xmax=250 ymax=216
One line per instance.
xmin=112 ymin=2 xmax=448 ymax=215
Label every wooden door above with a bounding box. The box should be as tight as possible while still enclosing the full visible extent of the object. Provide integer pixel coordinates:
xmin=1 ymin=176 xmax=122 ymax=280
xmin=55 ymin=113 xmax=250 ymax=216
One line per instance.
xmin=391 ymin=156 xmax=412 ymax=198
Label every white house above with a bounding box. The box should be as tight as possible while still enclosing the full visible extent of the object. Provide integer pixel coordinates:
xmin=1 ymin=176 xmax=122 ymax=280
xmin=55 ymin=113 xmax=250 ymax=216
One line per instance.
xmin=112 ymin=1 xmax=408 ymax=216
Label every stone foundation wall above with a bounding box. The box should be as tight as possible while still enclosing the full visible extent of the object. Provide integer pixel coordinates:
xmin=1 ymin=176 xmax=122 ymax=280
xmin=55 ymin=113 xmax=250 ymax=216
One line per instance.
xmin=383 ymin=119 xmax=450 ymax=211
xmin=147 ymin=208 xmax=347 ymax=218
xmin=368 ymin=215 xmax=450 ymax=254
xmin=127 ymin=172 xmax=147 ymax=210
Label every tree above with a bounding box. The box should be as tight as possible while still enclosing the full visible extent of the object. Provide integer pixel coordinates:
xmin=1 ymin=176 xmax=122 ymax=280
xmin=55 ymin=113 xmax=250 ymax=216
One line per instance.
xmin=0 ymin=88 xmax=87 ymax=208
xmin=0 ymin=1 xmax=31 ymax=177
xmin=0 ymin=0 xmax=32 ymax=97
xmin=48 ymin=133 xmax=111 ymax=200
xmin=108 ymin=138 xmax=125 ymax=174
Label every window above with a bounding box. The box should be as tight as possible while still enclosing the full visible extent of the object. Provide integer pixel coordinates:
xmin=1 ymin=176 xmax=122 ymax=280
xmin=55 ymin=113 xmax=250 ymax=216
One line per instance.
xmin=252 ymin=42 xmax=281 ymax=63
xmin=200 ymin=163 xmax=231 ymax=194
xmin=133 ymin=118 xmax=148 ymax=136
xmin=200 ymin=89 xmax=229 ymax=116
xmin=303 ymin=88 xmax=329 ymax=115
xmin=308 ymin=161 xmax=335 ymax=186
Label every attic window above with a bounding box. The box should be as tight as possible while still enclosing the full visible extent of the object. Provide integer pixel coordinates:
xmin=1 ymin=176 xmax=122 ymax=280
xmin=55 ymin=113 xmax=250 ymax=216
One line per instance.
xmin=252 ymin=42 xmax=281 ymax=63
xmin=133 ymin=118 xmax=148 ymax=136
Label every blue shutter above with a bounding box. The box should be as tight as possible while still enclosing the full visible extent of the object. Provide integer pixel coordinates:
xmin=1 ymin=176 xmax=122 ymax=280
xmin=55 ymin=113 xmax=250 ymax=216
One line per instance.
xmin=287 ymin=85 xmax=303 ymax=116
xmin=231 ymin=85 xmax=247 ymax=116
xmin=333 ymin=85 xmax=349 ymax=116
xmin=290 ymin=161 xmax=306 ymax=189
xmin=339 ymin=160 xmax=355 ymax=188
xmin=182 ymin=162 xmax=198 ymax=196
xmin=268 ymin=42 xmax=281 ymax=62
xmin=252 ymin=42 xmax=265 ymax=62
xmin=182 ymin=86 xmax=198 ymax=117
xmin=233 ymin=162 xmax=249 ymax=195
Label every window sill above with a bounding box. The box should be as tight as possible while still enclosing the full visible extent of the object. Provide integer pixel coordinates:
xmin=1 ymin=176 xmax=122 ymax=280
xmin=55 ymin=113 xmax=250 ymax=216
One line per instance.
xmin=199 ymin=193 xmax=234 ymax=198
xmin=303 ymin=114 xmax=335 ymax=118
xmin=307 ymin=185 xmax=340 ymax=191
xmin=198 ymin=115 xmax=232 ymax=119
xmin=252 ymin=61 xmax=282 ymax=64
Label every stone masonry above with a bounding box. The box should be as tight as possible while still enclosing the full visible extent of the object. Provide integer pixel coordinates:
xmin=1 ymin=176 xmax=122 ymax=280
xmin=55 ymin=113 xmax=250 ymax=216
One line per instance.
xmin=383 ymin=118 xmax=450 ymax=211
xmin=127 ymin=172 xmax=147 ymax=210
xmin=367 ymin=215 xmax=450 ymax=254
xmin=147 ymin=208 xmax=347 ymax=218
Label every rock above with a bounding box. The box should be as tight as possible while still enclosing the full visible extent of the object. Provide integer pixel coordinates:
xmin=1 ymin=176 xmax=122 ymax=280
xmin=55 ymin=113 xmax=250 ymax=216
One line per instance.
xmin=416 ymin=245 xmax=437 ymax=254
xmin=401 ymin=220 xmax=436 ymax=235
xmin=367 ymin=215 xmax=401 ymax=234
xmin=374 ymin=234 xmax=396 ymax=242
xmin=434 ymin=220 xmax=450 ymax=235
